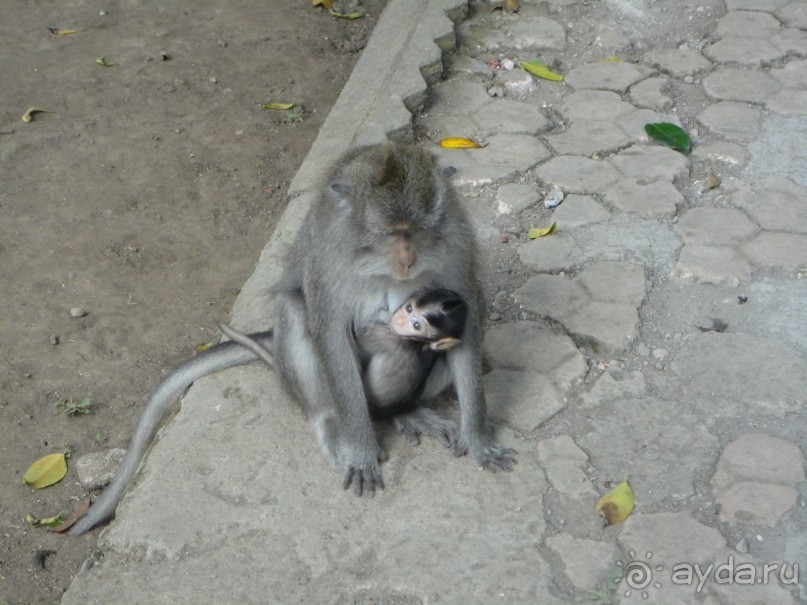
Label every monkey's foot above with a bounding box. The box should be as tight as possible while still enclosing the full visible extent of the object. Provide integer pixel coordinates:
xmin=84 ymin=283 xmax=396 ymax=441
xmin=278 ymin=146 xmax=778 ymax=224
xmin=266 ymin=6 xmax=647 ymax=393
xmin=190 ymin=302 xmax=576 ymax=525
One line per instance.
xmin=341 ymin=448 xmax=386 ymax=497
xmin=454 ymin=435 xmax=518 ymax=472
xmin=393 ymin=408 xmax=457 ymax=448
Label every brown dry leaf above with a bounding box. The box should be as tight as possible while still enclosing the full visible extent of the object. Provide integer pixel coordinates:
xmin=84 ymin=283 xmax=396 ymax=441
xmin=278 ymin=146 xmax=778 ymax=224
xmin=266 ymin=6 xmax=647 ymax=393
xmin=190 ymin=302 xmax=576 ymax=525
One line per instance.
xmin=312 ymin=0 xmax=334 ymax=9
xmin=50 ymin=498 xmax=91 ymax=533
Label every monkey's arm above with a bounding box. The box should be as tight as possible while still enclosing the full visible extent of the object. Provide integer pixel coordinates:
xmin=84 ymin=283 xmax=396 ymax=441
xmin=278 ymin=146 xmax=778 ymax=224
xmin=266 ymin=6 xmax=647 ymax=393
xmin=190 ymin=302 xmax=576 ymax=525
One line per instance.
xmin=448 ymin=319 xmax=517 ymax=471
xmin=318 ymin=319 xmax=386 ymax=496
xmin=69 ymin=333 xmax=272 ymax=535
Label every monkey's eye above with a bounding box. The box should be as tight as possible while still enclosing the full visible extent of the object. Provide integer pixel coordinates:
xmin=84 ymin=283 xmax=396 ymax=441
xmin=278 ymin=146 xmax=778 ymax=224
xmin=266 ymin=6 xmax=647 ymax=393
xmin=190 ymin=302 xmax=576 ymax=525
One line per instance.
xmin=405 ymin=303 xmax=413 ymax=313
xmin=412 ymin=319 xmax=421 ymax=331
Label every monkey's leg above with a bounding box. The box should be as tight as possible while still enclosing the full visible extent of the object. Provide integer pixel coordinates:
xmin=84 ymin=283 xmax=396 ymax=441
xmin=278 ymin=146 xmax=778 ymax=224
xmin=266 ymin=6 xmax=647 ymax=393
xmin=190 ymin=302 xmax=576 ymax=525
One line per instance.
xmin=273 ymin=291 xmax=386 ymax=495
xmin=448 ymin=340 xmax=518 ymax=472
xmin=393 ymin=408 xmax=457 ymax=448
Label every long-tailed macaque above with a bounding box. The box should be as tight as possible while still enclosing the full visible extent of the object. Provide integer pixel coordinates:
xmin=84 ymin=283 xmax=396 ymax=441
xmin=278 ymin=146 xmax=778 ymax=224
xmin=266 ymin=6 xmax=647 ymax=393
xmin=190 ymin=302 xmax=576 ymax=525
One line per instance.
xmin=69 ymin=143 xmax=516 ymax=536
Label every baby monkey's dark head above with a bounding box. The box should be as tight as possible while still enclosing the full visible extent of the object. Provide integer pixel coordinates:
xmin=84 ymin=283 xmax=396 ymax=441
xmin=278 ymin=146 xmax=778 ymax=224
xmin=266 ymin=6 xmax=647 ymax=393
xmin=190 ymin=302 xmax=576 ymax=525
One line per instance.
xmin=389 ymin=288 xmax=467 ymax=351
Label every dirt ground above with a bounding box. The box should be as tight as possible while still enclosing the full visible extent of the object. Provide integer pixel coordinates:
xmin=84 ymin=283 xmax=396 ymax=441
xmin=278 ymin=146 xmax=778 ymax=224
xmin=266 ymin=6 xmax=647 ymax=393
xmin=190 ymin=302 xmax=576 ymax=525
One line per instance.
xmin=0 ymin=1 xmax=383 ymax=603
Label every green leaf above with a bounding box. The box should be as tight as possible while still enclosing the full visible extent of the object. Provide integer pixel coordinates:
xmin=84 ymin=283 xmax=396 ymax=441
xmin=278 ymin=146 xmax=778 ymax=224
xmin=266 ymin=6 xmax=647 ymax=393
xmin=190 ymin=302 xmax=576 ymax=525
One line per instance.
xmin=520 ymin=59 xmax=564 ymax=81
xmin=644 ymin=122 xmax=691 ymax=154
xmin=263 ymin=102 xmax=295 ymax=110
xmin=328 ymin=8 xmax=364 ymax=19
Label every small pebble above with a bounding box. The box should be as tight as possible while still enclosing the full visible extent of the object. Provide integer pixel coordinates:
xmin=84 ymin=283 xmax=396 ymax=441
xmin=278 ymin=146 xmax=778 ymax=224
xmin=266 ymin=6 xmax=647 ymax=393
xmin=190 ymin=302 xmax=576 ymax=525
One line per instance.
xmin=652 ymin=348 xmax=668 ymax=361
xmin=50 ymin=335 xmax=59 ymax=345
xmin=501 ymin=58 xmax=515 ymax=70
xmin=636 ymin=343 xmax=651 ymax=357
xmin=736 ymin=538 xmax=749 ymax=553
xmin=684 ymin=75 xmax=694 ymax=84
xmin=99 ymin=10 xmax=107 ymax=16
xmin=543 ymin=187 xmax=564 ymax=209
xmin=70 ymin=307 xmax=87 ymax=318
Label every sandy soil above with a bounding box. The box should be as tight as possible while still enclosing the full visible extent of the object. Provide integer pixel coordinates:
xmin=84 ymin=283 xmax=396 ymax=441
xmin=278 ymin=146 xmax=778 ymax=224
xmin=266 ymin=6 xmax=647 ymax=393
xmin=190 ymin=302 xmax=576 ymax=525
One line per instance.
xmin=0 ymin=1 xmax=383 ymax=603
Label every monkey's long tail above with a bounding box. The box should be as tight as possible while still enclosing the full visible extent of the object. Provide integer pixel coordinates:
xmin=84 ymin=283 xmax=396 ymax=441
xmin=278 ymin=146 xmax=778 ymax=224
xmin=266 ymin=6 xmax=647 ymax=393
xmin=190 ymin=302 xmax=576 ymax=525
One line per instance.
xmin=69 ymin=330 xmax=274 ymax=536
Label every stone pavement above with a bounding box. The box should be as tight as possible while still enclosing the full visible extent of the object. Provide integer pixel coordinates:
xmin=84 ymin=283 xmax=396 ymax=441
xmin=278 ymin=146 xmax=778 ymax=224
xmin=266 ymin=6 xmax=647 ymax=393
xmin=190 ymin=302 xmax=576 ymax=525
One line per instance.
xmin=63 ymin=1 xmax=807 ymax=603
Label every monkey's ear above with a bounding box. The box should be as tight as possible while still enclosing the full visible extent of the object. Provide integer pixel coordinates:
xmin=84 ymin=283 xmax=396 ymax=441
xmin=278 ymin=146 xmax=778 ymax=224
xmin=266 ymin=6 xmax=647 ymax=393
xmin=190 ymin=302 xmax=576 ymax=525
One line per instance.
xmin=327 ymin=180 xmax=352 ymax=210
xmin=430 ymin=337 xmax=460 ymax=351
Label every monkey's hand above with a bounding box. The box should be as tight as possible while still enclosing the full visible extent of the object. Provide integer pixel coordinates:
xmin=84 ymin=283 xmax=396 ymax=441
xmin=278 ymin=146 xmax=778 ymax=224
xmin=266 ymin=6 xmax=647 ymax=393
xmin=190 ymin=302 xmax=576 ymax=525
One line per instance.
xmin=341 ymin=448 xmax=387 ymax=497
xmin=454 ymin=434 xmax=518 ymax=472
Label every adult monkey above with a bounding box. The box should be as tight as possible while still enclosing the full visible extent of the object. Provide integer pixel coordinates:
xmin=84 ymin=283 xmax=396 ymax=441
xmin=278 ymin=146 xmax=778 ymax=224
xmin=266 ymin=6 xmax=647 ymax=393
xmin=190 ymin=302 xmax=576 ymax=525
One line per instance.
xmin=69 ymin=143 xmax=516 ymax=535
xmin=270 ymin=143 xmax=516 ymax=495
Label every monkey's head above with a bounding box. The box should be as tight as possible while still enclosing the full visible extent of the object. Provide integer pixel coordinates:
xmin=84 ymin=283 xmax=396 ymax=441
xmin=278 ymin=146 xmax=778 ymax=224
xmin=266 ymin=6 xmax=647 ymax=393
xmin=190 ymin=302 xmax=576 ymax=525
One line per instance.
xmin=389 ymin=288 xmax=467 ymax=351
xmin=325 ymin=144 xmax=453 ymax=281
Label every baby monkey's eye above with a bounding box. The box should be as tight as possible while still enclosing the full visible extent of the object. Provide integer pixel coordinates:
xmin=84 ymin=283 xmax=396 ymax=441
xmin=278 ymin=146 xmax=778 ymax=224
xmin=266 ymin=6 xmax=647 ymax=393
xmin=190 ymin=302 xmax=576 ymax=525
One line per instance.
xmin=412 ymin=319 xmax=421 ymax=331
xmin=405 ymin=303 xmax=413 ymax=313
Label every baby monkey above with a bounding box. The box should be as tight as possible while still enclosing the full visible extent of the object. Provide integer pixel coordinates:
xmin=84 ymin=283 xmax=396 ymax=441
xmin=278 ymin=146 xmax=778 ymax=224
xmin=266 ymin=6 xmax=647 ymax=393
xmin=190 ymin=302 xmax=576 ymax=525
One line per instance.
xmin=219 ymin=288 xmax=467 ymax=425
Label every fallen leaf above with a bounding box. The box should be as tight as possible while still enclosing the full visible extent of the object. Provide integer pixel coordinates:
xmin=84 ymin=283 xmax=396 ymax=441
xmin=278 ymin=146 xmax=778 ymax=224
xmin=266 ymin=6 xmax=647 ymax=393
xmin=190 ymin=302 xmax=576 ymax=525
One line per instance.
xmin=596 ymin=480 xmax=634 ymax=525
xmin=490 ymin=0 xmax=519 ymax=11
xmin=737 ymin=295 xmax=748 ymax=305
xmin=312 ymin=0 xmax=334 ymax=8
xmin=705 ymin=172 xmax=721 ymax=190
xmin=263 ymin=102 xmax=295 ymax=110
xmin=95 ymin=56 xmax=117 ymax=67
xmin=439 ymin=136 xmax=486 ymax=149
xmin=23 ymin=453 xmax=67 ymax=489
xmin=48 ymin=26 xmax=84 ymax=35
xmin=197 ymin=341 xmax=212 ymax=351
xmin=26 ymin=513 xmax=63 ymax=528
xmin=528 ymin=222 xmax=556 ymax=239
xmin=50 ymin=498 xmax=91 ymax=533
xmin=521 ymin=59 xmax=564 ymax=81
xmin=645 ymin=122 xmax=691 ymax=154
xmin=21 ymin=108 xmax=49 ymax=123
xmin=329 ymin=8 xmax=364 ymax=19
xmin=601 ymin=56 xmax=624 ymax=62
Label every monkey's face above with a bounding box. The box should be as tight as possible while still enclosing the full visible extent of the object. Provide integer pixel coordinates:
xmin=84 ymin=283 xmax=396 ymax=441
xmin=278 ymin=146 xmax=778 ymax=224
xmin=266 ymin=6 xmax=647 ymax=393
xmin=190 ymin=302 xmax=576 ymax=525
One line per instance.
xmin=389 ymin=297 xmax=440 ymax=342
xmin=326 ymin=144 xmax=452 ymax=281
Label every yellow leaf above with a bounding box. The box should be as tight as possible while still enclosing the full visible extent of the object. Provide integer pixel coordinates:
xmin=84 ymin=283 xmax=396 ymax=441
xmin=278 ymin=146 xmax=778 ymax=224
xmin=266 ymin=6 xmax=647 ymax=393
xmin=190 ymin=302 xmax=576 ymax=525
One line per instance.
xmin=521 ymin=60 xmax=564 ymax=81
xmin=602 ymin=56 xmax=624 ymax=62
xmin=48 ymin=26 xmax=84 ymax=35
xmin=595 ymin=480 xmax=635 ymax=525
xmin=528 ymin=222 xmax=557 ymax=239
xmin=95 ymin=56 xmax=117 ymax=67
xmin=263 ymin=102 xmax=295 ymax=110
xmin=312 ymin=0 xmax=334 ymax=9
xmin=329 ymin=8 xmax=364 ymax=19
xmin=23 ymin=453 xmax=67 ymax=489
xmin=21 ymin=107 xmax=48 ymax=123
xmin=439 ymin=137 xmax=486 ymax=149
xmin=26 ymin=513 xmax=64 ymax=528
